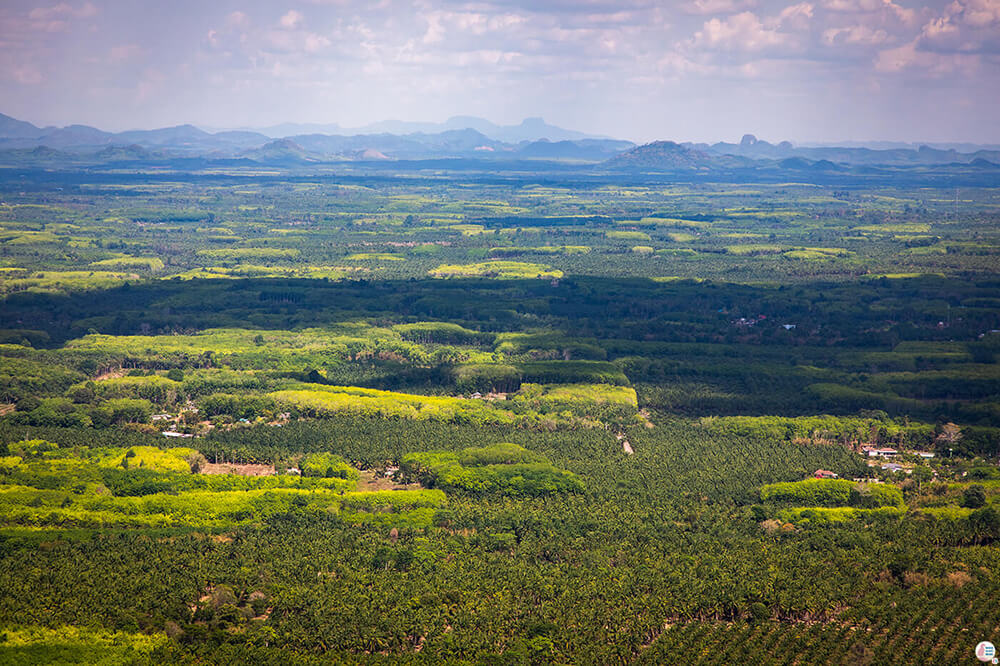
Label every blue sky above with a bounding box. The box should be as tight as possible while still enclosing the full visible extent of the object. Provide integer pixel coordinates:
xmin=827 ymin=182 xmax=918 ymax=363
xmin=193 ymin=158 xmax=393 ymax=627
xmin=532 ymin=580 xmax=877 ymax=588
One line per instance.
xmin=1 ymin=0 xmax=998 ymax=143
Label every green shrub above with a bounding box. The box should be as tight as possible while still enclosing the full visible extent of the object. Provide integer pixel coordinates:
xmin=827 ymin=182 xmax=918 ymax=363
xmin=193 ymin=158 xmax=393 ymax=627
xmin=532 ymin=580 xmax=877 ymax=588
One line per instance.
xmin=198 ymin=393 xmax=276 ymax=420
xmin=452 ymin=364 xmax=522 ymax=393
xmin=300 ymin=452 xmax=359 ymax=480
xmin=400 ymin=444 xmax=583 ymax=496
xmin=963 ymin=484 xmax=988 ymax=509
xmin=761 ymin=478 xmax=855 ymax=506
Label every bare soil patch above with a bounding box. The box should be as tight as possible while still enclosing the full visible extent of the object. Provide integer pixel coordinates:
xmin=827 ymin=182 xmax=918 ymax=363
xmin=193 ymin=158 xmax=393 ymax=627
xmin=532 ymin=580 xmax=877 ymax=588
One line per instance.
xmin=355 ymin=469 xmax=422 ymax=492
xmin=200 ymin=463 xmax=276 ymax=476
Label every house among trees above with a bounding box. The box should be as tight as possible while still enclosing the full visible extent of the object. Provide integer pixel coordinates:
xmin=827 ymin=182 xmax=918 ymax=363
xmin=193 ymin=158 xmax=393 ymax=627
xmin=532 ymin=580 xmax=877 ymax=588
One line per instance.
xmin=813 ymin=469 xmax=839 ymax=479
xmin=864 ymin=447 xmax=898 ymax=458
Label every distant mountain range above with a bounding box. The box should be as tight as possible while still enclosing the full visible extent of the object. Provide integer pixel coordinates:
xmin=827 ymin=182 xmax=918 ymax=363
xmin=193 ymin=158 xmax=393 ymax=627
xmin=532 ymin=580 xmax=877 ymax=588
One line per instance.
xmin=686 ymin=134 xmax=1000 ymax=168
xmin=0 ymin=112 xmax=632 ymax=163
xmin=0 ymin=112 xmax=998 ymax=172
xmin=600 ymin=139 xmax=998 ymax=174
xmin=227 ymin=116 xmax=609 ymax=143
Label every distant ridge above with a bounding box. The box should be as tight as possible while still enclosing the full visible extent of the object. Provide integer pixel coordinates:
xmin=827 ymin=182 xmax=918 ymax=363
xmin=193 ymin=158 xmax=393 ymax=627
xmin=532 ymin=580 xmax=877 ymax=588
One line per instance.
xmin=0 ymin=111 xmax=629 ymax=161
xmin=240 ymin=115 xmax=608 ymax=143
xmin=518 ymin=138 xmax=634 ymax=160
xmin=0 ymin=111 xmax=998 ymax=170
xmin=240 ymin=139 xmax=319 ymax=164
xmin=93 ymin=144 xmax=157 ymax=161
xmin=693 ymin=135 xmax=1000 ymax=167
xmin=602 ymin=141 xmax=751 ymax=171
xmin=0 ymin=112 xmax=44 ymax=139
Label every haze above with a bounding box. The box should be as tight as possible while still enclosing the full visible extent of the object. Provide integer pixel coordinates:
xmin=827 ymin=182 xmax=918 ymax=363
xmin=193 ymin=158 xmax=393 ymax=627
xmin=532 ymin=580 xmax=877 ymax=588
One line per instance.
xmin=1 ymin=0 xmax=998 ymax=144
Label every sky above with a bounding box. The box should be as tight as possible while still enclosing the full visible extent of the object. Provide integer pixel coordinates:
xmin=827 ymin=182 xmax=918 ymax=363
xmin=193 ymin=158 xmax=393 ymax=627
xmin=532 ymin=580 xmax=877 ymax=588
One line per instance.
xmin=0 ymin=0 xmax=998 ymax=144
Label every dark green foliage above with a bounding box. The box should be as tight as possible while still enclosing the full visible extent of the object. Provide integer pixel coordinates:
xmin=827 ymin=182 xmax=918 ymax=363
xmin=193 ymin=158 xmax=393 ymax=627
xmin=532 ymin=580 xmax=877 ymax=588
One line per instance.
xmin=452 ymin=363 xmax=521 ymax=393
xmin=970 ymin=506 xmax=1000 ymax=544
xmin=395 ymin=322 xmax=494 ymax=346
xmin=962 ymin=484 xmax=988 ymax=509
xmin=968 ymin=466 xmax=1000 ymax=480
xmin=517 ymin=360 xmax=626 ymax=385
xmin=101 ymin=468 xmax=175 ymax=496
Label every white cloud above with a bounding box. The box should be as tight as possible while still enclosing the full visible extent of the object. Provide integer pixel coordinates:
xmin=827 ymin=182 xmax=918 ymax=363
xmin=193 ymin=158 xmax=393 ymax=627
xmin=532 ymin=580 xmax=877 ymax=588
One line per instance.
xmin=262 ymin=28 xmax=333 ymax=55
xmin=226 ymin=11 xmax=249 ymax=28
xmin=690 ymin=12 xmax=794 ymax=51
xmin=920 ymin=15 xmax=963 ymax=46
xmin=916 ymin=0 xmax=1000 ymax=53
xmin=420 ymin=9 xmax=528 ymax=41
xmin=28 ymin=2 xmax=97 ymax=21
xmin=108 ymin=44 xmax=144 ymax=62
xmin=11 ymin=64 xmax=44 ymax=85
xmin=683 ymin=0 xmax=758 ymax=14
xmin=303 ymin=33 xmax=332 ymax=53
xmin=957 ymin=0 xmax=1000 ymax=27
xmin=770 ymin=2 xmax=814 ymax=29
xmin=14 ymin=1 xmax=98 ymax=33
xmin=822 ymin=0 xmax=917 ymax=25
xmin=656 ymin=51 xmax=715 ymax=77
xmin=823 ymin=0 xmax=884 ymax=9
xmin=280 ymin=10 xmax=303 ymax=30
xmin=822 ymin=24 xmax=890 ymax=44
xmin=423 ymin=12 xmax=445 ymax=44
xmin=135 ymin=67 xmax=165 ymax=102
xmin=876 ymin=38 xmax=980 ymax=73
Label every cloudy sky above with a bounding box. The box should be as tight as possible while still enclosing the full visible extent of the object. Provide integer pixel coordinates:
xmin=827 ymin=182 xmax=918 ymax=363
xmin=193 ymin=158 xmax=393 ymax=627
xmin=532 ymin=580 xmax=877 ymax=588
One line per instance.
xmin=1 ymin=0 xmax=998 ymax=143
